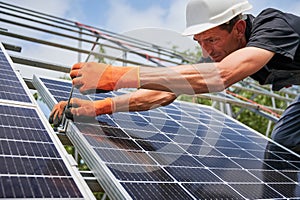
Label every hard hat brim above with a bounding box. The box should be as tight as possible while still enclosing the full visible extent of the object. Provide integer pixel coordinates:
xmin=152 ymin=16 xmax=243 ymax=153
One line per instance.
xmin=182 ymin=2 xmax=252 ymax=36
xmin=182 ymin=22 xmax=222 ymax=36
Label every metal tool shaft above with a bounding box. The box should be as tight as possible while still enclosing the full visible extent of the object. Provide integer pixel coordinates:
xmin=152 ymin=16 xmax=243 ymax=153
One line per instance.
xmin=60 ymin=37 xmax=100 ymax=130
xmin=66 ymin=37 xmax=100 ymax=107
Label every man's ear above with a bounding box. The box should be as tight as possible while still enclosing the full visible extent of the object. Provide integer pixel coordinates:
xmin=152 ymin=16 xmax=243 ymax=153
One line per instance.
xmin=234 ymin=20 xmax=246 ymax=37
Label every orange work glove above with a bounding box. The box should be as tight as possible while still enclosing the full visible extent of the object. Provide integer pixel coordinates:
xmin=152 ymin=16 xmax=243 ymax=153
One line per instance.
xmin=70 ymin=62 xmax=140 ymax=94
xmin=65 ymin=98 xmax=114 ymax=118
xmin=49 ymin=101 xmax=67 ymax=127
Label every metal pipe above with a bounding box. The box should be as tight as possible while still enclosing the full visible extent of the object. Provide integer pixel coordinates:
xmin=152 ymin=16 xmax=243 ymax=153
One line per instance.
xmin=195 ymin=94 xmax=284 ymax=114
xmin=0 ymin=30 xmax=154 ymax=66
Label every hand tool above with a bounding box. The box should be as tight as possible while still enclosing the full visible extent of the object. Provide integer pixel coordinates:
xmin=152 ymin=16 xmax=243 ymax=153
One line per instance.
xmin=59 ymin=37 xmax=100 ymax=132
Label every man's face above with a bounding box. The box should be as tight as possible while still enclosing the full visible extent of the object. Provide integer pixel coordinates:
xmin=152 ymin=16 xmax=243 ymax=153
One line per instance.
xmin=193 ymin=26 xmax=241 ymax=62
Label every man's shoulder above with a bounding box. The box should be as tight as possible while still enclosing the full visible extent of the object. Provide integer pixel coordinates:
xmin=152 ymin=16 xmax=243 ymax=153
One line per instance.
xmin=254 ymin=8 xmax=285 ymax=22
xmin=257 ymin=8 xmax=283 ymax=15
xmin=254 ymin=8 xmax=300 ymax=23
xmin=253 ymin=8 xmax=300 ymax=34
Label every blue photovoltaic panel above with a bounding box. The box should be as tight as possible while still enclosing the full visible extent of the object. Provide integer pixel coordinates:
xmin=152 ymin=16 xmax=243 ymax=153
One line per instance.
xmin=0 ymin=43 xmax=91 ymax=199
xmin=0 ymin=104 xmax=84 ymax=199
xmin=0 ymin=48 xmax=31 ymax=103
xmin=34 ymin=75 xmax=300 ymax=200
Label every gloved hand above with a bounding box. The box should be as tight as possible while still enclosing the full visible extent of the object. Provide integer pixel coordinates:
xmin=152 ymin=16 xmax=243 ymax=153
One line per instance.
xmin=49 ymin=100 xmax=68 ymax=127
xmin=70 ymin=62 xmax=140 ymax=94
xmin=65 ymin=97 xmax=114 ymax=118
xmin=49 ymin=98 xmax=114 ymax=127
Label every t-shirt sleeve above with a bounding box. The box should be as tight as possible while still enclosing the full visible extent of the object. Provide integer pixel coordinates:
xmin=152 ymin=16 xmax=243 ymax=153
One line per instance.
xmin=246 ymin=8 xmax=299 ymax=60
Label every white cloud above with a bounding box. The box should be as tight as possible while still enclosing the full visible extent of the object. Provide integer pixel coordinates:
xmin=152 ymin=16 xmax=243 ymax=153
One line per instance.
xmin=104 ymin=0 xmax=190 ymax=33
xmin=103 ymin=0 xmax=194 ymax=52
xmin=165 ymin=0 xmax=189 ymax=32
xmin=105 ymin=0 xmax=166 ymax=33
xmin=0 ymin=0 xmax=80 ymax=78
xmin=104 ymin=0 xmax=300 ymax=34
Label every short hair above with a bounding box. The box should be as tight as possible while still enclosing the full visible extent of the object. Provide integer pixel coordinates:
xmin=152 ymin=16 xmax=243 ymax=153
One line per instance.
xmin=219 ymin=14 xmax=243 ymax=33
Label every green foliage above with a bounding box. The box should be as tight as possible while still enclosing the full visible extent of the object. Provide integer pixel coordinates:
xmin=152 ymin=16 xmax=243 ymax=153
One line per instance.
xmin=94 ymin=45 xmax=107 ymax=63
xmin=171 ymin=45 xmax=203 ymax=64
xmin=177 ymin=95 xmax=212 ymax=106
xmin=94 ymin=193 xmax=109 ymax=200
xmin=59 ymin=74 xmax=71 ymax=80
xmin=33 ymin=92 xmax=38 ymax=100
xmin=232 ymin=105 xmax=275 ymax=134
xmin=181 ymin=91 xmax=281 ymax=135
xmin=230 ymin=90 xmax=286 ymax=134
xmin=180 ymin=46 xmax=203 ymax=62
xmin=65 ymin=146 xmax=89 ymax=170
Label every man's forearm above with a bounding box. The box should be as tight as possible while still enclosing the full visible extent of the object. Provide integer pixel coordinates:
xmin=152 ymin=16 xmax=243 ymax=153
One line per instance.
xmin=113 ymin=89 xmax=177 ymax=112
xmin=138 ymin=47 xmax=275 ymax=95
xmin=139 ymin=63 xmax=225 ymax=95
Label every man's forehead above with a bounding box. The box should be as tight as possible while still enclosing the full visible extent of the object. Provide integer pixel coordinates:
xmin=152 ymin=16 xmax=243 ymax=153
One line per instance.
xmin=193 ymin=27 xmax=225 ymax=40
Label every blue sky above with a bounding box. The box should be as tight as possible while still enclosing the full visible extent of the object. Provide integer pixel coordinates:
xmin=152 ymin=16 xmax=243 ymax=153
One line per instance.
xmin=3 ymin=0 xmax=300 ymax=53
xmin=4 ymin=0 xmax=300 ymax=34
xmin=2 ymin=0 xmax=300 ymax=78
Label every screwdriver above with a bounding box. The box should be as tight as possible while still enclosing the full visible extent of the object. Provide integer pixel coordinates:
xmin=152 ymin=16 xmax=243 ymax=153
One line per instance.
xmin=60 ymin=37 xmax=100 ymax=130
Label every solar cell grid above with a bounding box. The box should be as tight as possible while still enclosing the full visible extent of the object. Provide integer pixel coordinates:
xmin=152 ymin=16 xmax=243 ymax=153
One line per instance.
xmin=230 ymin=183 xmax=283 ymax=199
xmin=126 ymin=130 xmax=170 ymax=142
xmin=0 ymin=104 xmax=85 ymax=198
xmin=181 ymin=144 xmax=224 ymax=156
xmin=0 ymin=44 xmax=93 ymax=199
xmin=249 ymin=169 xmax=294 ymax=183
xmin=34 ymin=75 xmax=300 ymax=199
xmin=136 ymin=140 xmax=185 ymax=153
xmin=84 ymin=134 xmax=142 ymax=150
xmin=121 ymin=182 xmax=194 ymax=200
xmin=75 ymin=122 xmax=111 ymax=135
xmin=107 ymin=164 xmax=173 ymax=181
xmin=95 ymin=148 xmax=156 ymax=165
xmin=166 ymin=133 xmax=205 ymax=145
xmin=165 ymin=166 xmax=222 ymax=182
xmin=0 ymin=50 xmax=32 ymax=103
xmin=0 ymin=176 xmax=83 ymax=199
xmin=183 ymin=183 xmax=242 ymax=199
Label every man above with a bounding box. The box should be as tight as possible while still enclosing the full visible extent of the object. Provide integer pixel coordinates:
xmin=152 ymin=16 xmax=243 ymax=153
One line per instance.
xmin=50 ymin=0 xmax=300 ymax=150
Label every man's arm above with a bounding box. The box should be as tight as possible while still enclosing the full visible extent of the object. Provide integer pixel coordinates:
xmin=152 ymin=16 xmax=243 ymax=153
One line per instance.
xmin=139 ymin=47 xmax=275 ymax=94
xmin=49 ymin=89 xmax=176 ymax=126
xmin=71 ymin=47 xmax=274 ymax=95
xmin=50 ymin=46 xmax=274 ymax=125
xmin=70 ymin=88 xmax=176 ymax=116
xmin=113 ymin=89 xmax=177 ymax=112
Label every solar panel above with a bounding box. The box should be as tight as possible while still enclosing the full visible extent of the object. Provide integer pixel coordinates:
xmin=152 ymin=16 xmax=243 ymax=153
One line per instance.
xmin=0 ymin=48 xmax=32 ymax=103
xmin=0 ymin=104 xmax=85 ymax=199
xmin=33 ymin=75 xmax=300 ymax=199
xmin=0 ymin=43 xmax=94 ymax=199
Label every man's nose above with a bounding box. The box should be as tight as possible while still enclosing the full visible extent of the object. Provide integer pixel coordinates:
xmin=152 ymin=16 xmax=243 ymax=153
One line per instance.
xmin=201 ymin=46 xmax=209 ymax=58
xmin=201 ymin=43 xmax=214 ymax=57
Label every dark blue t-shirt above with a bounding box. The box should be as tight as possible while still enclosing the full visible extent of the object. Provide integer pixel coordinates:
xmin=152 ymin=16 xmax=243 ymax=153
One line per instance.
xmin=246 ymin=8 xmax=300 ymax=90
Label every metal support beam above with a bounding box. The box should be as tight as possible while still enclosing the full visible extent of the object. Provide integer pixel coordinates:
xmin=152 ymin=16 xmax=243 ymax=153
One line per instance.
xmin=3 ymin=42 xmax=22 ymax=52
xmin=11 ymin=55 xmax=70 ymax=73
xmin=1 ymin=30 xmax=154 ymax=66
xmin=80 ymin=171 xmax=104 ymax=193
xmin=195 ymin=94 xmax=282 ymax=121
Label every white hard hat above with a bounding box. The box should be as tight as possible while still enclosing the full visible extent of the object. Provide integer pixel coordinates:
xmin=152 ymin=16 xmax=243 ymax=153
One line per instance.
xmin=182 ymin=0 xmax=252 ymax=36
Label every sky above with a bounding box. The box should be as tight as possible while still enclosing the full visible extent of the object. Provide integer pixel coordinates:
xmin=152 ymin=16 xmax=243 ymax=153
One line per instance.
xmin=1 ymin=0 xmax=300 ymax=78
xmin=3 ymin=0 xmax=300 ymax=34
